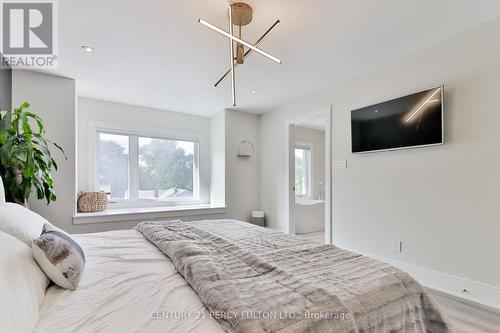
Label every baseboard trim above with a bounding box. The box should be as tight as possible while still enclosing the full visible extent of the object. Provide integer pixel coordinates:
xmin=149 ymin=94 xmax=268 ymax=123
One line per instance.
xmin=426 ymin=287 xmax=500 ymax=315
xmin=344 ymin=248 xmax=500 ymax=310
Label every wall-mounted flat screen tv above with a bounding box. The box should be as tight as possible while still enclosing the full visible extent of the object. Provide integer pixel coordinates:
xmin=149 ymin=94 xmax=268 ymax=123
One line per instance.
xmin=351 ymin=85 xmax=444 ymax=154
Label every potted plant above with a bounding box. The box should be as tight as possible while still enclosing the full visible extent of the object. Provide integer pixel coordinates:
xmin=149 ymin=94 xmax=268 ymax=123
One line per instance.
xmin=0 ymin=102 xmax=66 ymax=207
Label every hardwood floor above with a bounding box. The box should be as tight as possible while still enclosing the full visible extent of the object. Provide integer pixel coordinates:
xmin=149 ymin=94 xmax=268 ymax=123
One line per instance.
xmin=296 ymin=231 xmax=325 ymax=243
xmin=427 ymin=289 xmax=500 ymax=333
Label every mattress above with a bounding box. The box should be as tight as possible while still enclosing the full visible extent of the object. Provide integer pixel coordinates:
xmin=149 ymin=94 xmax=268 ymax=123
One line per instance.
xmin=34 ymin=229 xmax=224 ymax=333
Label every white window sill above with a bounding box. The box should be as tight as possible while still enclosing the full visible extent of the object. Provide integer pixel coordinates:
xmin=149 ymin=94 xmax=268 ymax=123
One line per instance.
xmin=73 ymin=204 xmax=226 ymax=225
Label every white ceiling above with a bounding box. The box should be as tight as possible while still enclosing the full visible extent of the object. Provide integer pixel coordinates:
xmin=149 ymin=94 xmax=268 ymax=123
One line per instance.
xmin=45 ymin=0 xmax=500 ymax=116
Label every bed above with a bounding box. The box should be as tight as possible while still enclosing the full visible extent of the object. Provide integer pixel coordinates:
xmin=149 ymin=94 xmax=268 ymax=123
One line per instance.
xmin=34 ymin=229 xmax=224 ymax=333
xmin=0 ymin=178 xmax=453 ymax=332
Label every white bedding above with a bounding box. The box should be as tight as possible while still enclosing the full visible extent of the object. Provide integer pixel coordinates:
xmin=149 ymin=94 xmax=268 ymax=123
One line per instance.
xmin=34 ymin=229 xmax=224 ymax=333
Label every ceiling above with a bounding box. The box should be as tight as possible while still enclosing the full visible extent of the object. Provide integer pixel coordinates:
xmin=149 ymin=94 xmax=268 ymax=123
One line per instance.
xmin=45 ymin=0 xmax=500 ymax=116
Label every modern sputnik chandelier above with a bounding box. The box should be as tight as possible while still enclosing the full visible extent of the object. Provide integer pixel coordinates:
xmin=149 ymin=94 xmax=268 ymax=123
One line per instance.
xmin=199 ymin=2 xmax=282 ymax=106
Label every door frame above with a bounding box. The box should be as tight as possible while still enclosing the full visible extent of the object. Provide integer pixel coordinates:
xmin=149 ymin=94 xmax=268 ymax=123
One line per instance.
xmin=287 ymin=105 xmax=333 ymax=244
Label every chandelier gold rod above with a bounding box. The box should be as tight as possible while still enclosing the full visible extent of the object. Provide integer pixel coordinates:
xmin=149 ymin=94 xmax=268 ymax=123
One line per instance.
xmin=229 ymin=5 xmax=236 ymax=106
xmin=214 ymin=20 xmax=280 ymax=87
xmin=198 ymin=18 xmax=282 ymax=64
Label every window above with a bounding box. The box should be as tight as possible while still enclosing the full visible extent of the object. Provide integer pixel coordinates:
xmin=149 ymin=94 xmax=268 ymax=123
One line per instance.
xmin=295 ymin=147 xmax=311 ymax=197
xmin=98 ymin=133 xmax=130 ymax=200
xmin=97 ymin=130 xmax=199 ymax=207
xmin=138 ymin=137 xmax=195 ymax=200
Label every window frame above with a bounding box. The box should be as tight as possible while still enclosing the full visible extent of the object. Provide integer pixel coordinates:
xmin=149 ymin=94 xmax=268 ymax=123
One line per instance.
xmin=294 ymin=143 xmax=313 ymax=198
xmin=93 ymin=127 xmax=201 ymax=209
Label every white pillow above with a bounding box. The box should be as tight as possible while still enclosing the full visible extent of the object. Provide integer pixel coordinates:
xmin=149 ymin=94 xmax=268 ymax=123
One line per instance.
xmin=33 ymin=223 xmax=86 ymax=290
xmin=0 ymin=231 xmax=49 ymax=333
xmin=0 ymin=203 xmax=51 ymax=246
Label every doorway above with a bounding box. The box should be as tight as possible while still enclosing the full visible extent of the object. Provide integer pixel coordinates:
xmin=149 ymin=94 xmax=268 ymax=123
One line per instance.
xmin=288 ymin=106 xmax=332 ymax=244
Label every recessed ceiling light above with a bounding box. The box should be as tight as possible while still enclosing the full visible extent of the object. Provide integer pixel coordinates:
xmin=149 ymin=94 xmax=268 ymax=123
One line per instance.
xmin=81 ymin=46 xmax=95 ymax=53
xmin=251 ymin=90 xmax=258 ymax=94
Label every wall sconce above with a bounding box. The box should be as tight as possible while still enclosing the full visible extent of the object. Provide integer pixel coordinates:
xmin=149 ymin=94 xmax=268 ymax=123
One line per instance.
xmin=237 ymin=140 xmax=255 ymax=158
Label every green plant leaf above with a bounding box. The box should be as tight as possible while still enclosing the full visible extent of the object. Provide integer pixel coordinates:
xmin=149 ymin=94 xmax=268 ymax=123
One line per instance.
xmin=0 ymin=130 xmax=7 ymax=145
xmin=23 ymin=161 xmax=35 ymax=178
xmin=0 ymin=102 xmax=64 ymax=205
xmin=21 ymin=114 xmax=32 ymax=135
xmin=25 ymin=112 xmax=45 ymax=135
xmin=19 ymin=102 xmax=30 ymax=111
xmin=52 ymin=142 xmax=67 ymax=160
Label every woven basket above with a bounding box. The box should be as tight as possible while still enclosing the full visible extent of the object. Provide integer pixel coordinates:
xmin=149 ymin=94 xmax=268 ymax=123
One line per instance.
xmin=77 ymin=191 xmax=108 ymax=213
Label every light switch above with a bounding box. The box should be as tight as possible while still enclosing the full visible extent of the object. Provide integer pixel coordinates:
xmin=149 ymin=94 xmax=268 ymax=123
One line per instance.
xmin=333 ymin=160 xmax=347 ymax=170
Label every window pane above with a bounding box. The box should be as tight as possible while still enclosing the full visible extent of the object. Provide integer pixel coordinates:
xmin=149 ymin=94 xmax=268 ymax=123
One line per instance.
xmin=138 ymin=137 xmax=195 ymax=200
xmin=295 ymin=148 xmax=310 ymax=196
xmin=99 ymin=133 xmax=130 ymax=200
xmin=295 ymin=149 xmax=305 ymax=195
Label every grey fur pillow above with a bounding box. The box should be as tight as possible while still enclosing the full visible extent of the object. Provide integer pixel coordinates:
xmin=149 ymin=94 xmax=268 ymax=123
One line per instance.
xmin=32 ymin=224 xmax=85 ymax=289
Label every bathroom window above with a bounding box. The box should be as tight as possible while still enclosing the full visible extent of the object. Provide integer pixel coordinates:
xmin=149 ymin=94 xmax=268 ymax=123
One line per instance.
xmin=295 ymin=147 xmax=311 ymax=197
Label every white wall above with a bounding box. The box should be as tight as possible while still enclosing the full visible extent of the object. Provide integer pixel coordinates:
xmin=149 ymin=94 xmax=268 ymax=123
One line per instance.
xmin=225 ymin=110 xmax=260 ymax=222
xmin=294 ymin=126 xmax=325 ymax=200
xmin=0 ymin=62 xmax=11 ymax=114
xmin=12 ymin=71 xmax=77 ymax=232
xmin=260 ymin=17 xmax=500 ymax=306
xmin=209 ymin=111 xmax=225 ymax=207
